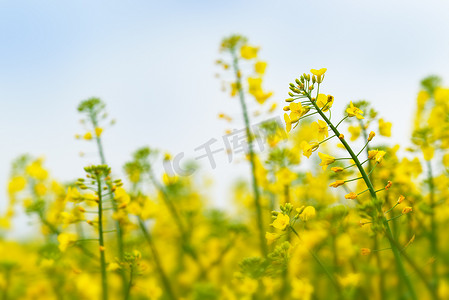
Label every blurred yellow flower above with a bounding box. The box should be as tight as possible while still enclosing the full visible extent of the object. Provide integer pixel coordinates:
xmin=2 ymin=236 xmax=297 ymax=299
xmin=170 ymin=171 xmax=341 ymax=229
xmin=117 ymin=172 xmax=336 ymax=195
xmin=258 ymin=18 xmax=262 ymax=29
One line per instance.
xmin=347 ymin=125 xmax=361 ymax=141
xmin=240 ymin=45 xmax=259 ymax=59
xmin=95 ymin=127 xmax=103 ymax=137
xmin=318 ymin=152 xmax=335 ymax=170
xmin=271 ymin=213 xmax=290 ymax=230
xmin=57 ymin=233 xmax=77 ymax=252
xmin=378 ymin=118 xmax=392 ymax=137
xmin=346 ymin=102 xmax=364 ymax=119
xmin=300 ymin=206 xmax=316 ymax=221
xmin=83 ymin=132 xmax=93 ymax=140
xmin=265 ymin=232 xmax=280 ymax=245
xmin=255 ymin=61 xmax=267 ymax=74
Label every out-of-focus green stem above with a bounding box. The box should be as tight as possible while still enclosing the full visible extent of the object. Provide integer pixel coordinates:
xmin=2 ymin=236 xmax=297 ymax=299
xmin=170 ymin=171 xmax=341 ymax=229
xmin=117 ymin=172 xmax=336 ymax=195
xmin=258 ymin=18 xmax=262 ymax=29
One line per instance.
xmin=426 ymin=159 xmax=438 ymax=293
xmin=290 ymin=226 xmax=342 ymax=297
xmin=88 ymin=111 xmax=128 ymax=296
xmin=147 ymin=168 xmax=206 ymax=276
xmin=359 ymin=120 xmax=386 ymax=300
xmin=138 ymin=218 xmax=177 ymax=300
xmin=230 ymin=48 xmax=268 ymax=256
xmin=97 ymin=178 xmax=108 ymax=300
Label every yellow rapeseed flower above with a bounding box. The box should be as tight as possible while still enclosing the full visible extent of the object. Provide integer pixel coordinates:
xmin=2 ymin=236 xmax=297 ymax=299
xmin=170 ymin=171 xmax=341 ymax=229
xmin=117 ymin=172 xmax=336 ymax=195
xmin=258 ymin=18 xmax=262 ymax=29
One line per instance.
xmin=345 ymin=192 xmax=358 ymax=199
xmin=301 ymin=141 xmax=319 ymax=158
xmin=271 ymin=213 xmax=290 ymax=230
xmin=378 ymin=118 xmax=392 ymax=137
xmin=95 ymin=127 xmax=103 ymax=137
xmin=402 ymin=206 xmax=413 ymax=214
xmin=255 ymin=61 xmax=267 ymax=74
xmin=8 ymin=176 xmax=26 ymax=194
xmin=115 ymin=187 xmax=130 ymax=205
xmin=374 ymin=150 xmax=386 ymax=163
xmin=240 ymin=45 xmax=259 ymax=59
xmin=57 ymin=233 xmax=77 ymax=252
xmin=265 ymin=232 xmax=280 ymax=245
xmin=329 ymin=180 xmax=345 ymax=188
xmin=83 ymin=132 xmax=93 ymax=140
xmin=422 ymin=145 xmax=434 ymax=161
xmin=289 ymin=102 xmax=310 ymax=121
xmin=65 ymin=187 xmax=82 ymax=202
xmin=318 ymin=152 xmax=336 ymax=170
xmin=316 ymin=94 xmax=333 ymax=112
xmin=312 ymin=119 xmax=329 ymax=140
xmin=284 ymin=113 xmax=292 ymax=133
xmin=360 ymin=248 xmax=371 ymax=256
xmin=348 ymin=125 xmax=361 ymax=141
xmin=346 ymin=102 xmax=364 ymax=119
xmin=310 ymin=68 xmax=327 ymax=76
xmin=300 ymin=206 xmax=316 ymax=221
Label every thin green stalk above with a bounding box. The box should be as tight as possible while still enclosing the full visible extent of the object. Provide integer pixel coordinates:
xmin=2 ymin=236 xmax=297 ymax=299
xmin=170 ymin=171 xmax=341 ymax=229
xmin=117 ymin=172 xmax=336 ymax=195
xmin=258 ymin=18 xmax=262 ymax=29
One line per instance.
xmin=387 ymin=214 xmax=405 ymax=222
xmin=386 ymin=233 xmax=439 ymax=300
xmin=38 ymin=211 xmax=97 ymax=260
xmin=231 ymin=48 xmax=267 ymax=256
xmin=89 ymin=112 xmax=128 ymax=297
xmin=138 ymin=218 xmax=177 ymax=300
xmin=306 ymin=90 xmax=418 ymax=300
xmin=91 ymin=113 xmax=125 ymax=262
xmin=426 ymin=160 xmax=438 ymax=293
xmin=290 ymin=226 xmax=342 ymax=297
xmin=147 ymin=169 xmax=206 ymax=275
xmin=280 ymin=185 xmax=291 ymax=300
xmin=124 ymin=265 xmax=134 ymax=300
xmin=373 ymin=235 xmax=385 ymax=300
xmin=1 ymin=268 xmax=11 ymax=300
xmin=97 ymin=178 xmax=108 ymax=300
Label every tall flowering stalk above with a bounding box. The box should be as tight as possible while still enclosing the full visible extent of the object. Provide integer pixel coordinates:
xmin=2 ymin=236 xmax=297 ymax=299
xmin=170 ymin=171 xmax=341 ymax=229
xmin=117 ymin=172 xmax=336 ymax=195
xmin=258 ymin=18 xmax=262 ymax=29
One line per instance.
xmin=219 ymin=35 xmax=273 ymax=256
xmin=77 ymin=98 xmax=128 ymax=294
xmin=127 ymin=147 xmax=206 ymax=276
xmin=77 ymin=165 xmax=116 ymax=300
xmin=123 ymin=148 xmax=179 ymax=299
xmin=283 ymin=68 xmax=418 ymax=300
xmin=411 ymin=76 xmax=449 ymax=295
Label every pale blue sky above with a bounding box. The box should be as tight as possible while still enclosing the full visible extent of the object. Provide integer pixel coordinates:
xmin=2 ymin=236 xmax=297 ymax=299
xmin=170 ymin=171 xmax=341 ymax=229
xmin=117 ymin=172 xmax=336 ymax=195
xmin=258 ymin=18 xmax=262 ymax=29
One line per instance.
xmin=1 ymin=0 xmax=449 ymax=237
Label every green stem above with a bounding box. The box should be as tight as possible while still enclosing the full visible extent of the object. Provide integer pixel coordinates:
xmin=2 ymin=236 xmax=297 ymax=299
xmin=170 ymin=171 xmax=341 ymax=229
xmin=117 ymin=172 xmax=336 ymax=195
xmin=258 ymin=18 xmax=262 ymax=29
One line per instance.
xmin=373 ymin=235 xmax=386 ymax=300
xmin=335 ymin=115 xmax=349 ymax=129
xmin=147 ymin=169 xmax=206 ymax=275
xmin=231 ymin=48 xmax=267 ymax=256
xmin=89 ymin=112 xmax=128 ymax=297
xmin=91 ymin=114 xmax=125 ymax=263
xmin=386 ymin=233 xmax=439 ymax=300
xmin=290 ymin=226 xmax=342 ymax=296
xmin=385 ymin=202 xmax=399 ymax=215
xmin=124 ymin=265 xmax=133 ymax=300
xmin=97 ymin=178 xmax=108 ymax=300
xmin=38 ymin=211 xmax=97 ymax=260
xmin=1 ymin=268 xmax=11 ymax=300
xmin=306 ymin=90 xmax=418 ymax=300
xmin=426 ymin=160 xmax=438 ymax=293
xmin=319 ymin=134 xmax=336 ymax=145
xmin=360 ymin=120 xmax=382 ymax=300
xmin=138 ymin=218 xmax=177 ymax=300
xmin=386 ymin=214 xmax=404 ymax=222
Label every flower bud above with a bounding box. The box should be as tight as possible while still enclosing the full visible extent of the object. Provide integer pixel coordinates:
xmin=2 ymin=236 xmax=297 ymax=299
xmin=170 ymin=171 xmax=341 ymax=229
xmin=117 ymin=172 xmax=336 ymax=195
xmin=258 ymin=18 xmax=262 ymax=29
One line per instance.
xmin=402 ymin=206 xmax=412 ymax=214
xmin=361 ymin=248 xmax=371 ymax=256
